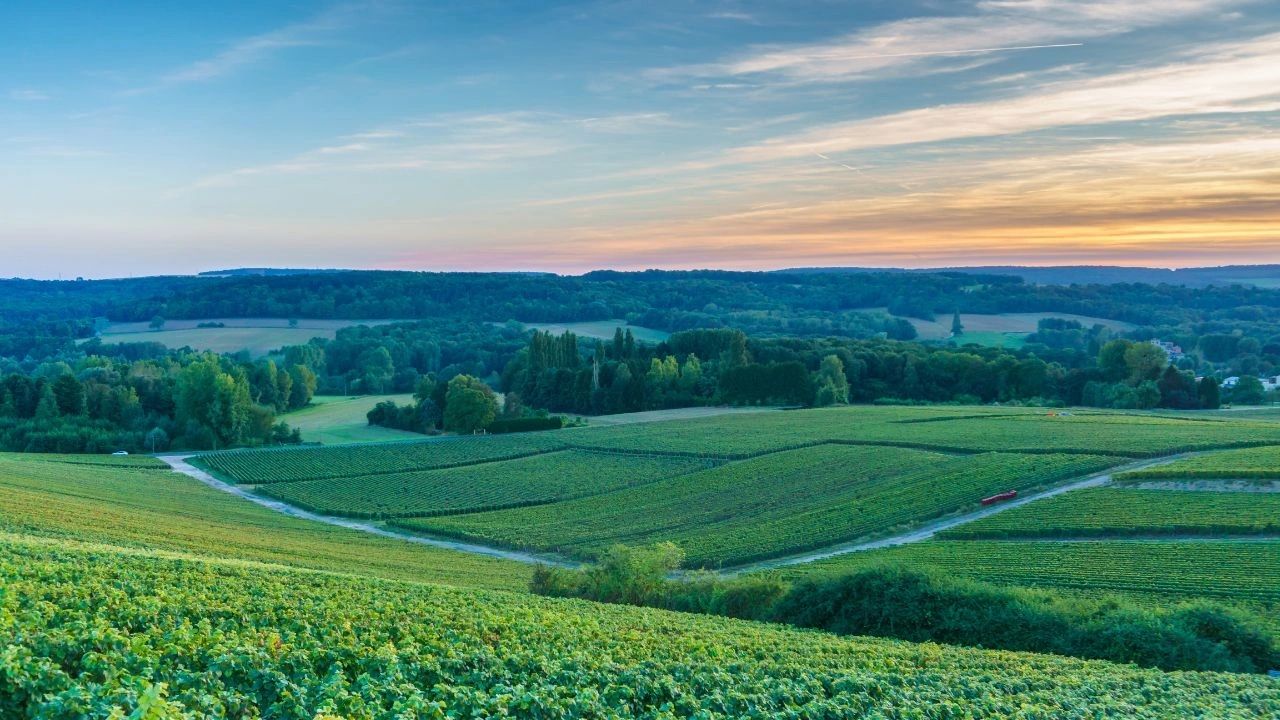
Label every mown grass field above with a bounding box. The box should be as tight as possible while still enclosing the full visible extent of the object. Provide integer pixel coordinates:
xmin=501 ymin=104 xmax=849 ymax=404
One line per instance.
xmin=0 ymin=452 xmax=530 ymax=590
xmin=512 ymin=319 xmax=670 ymax=343
xmin=6 ymin=535 xmax=1276 ymax=719
xmin=92 ymin=317 xmax=398 ymax=356
xmin=940 ymin=487 xmax=1280 ymax=539
xmin=282 ymin=393 xmax=420 ymax=445
xmin=405 ymin=449 xmax=1118 ymax=567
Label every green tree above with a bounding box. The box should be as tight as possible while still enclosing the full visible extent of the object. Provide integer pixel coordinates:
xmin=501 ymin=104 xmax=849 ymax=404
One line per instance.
xmin=34 ymin=383 xmax=59 ymax=421
xmin=1124 ymin=342 xmax=1166 ymax=384
xmin=950 ymin=311 xmax=964 ymax=337
xmin=1197 ymin=376 xmax=1221 ymax=409
xmin=814 ymin=354 xmax=850 ymax=406
xmin=1230 ymin=375 xmax=1266 ymax=405
xmin=52 ymin=374 xmax=85 ymax=416
xmin=442 ymin=374 xmax=498 ymax=434
xmin=149 ymin=315 xmax=166 ymax=331
xmin=287 ymin=364 xmax=317 ymax=410
xmin=1098 ymin=340 xmax=1132 ymax=382
xmin=175 ymin=356 xmax=254 ymax=449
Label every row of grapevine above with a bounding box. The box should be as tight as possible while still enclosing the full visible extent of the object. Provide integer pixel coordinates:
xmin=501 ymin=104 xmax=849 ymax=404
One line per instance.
xmin=0 ymin=452 xmax=530 ymax=591
xmin=197 ymin=432 xmax=567 ymax=484
xmin=400 ymin=448 xmax=1118 ymax=568
xmin=940 ymin=488 xmax=1280 ymax=539
xmin=1117 ymin=445 xmax=1280 ymax=480
xmin=772 ymin=540 xmax=1280 ymax=603
xmin=257 ymin=450 xmax=717 ymax=519
xmin=4 ymin=536 xmax=1275 ymax=719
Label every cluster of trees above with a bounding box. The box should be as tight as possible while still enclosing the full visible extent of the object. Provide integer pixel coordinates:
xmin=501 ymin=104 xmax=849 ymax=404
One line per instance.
xmin=366 ymin=373 xmax=500 ymax=435
xmin=0 ymin=351 xmax=310 ymax=453
xmin=532 ymin=544 xmax=1277 ymax=674
xmin=278 ymin=320 xmax=527 ymax=397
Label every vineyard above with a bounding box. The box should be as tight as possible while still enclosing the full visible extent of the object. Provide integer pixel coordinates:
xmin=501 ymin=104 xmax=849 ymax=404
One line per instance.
xmin=4 ymin=535 xmax=1277 ymax=719
xmin=1117 ymin=445 xmax=1280 ymax=480
xmin=0 ymin=453 xmax=530 ymax=590
xmin=556 ymin=406 xmax=1280 ymax=458
xmin=401 ymin=448 xmax=1119 ymax=567
xmin=940 ymin=488 xmax=1280 ymax=539
xmin=257 ymin=450 xmax=716 ymax=518
xmin=198 ymin=433 xmax=567 ymax=484
xmin=770 ymin=540 xmax=1280 ymax=604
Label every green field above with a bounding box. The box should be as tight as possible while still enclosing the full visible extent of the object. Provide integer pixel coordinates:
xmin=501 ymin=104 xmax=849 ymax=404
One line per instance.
xmin=402 ymin=448 xmax=1118 ymax=567
xmin=900 ymin=311 xmax=1136 ymax=342
xmin=769 ymin=539 xmax=1280 ymax=605
xmin=91 ymin=317 xmax=398 ymax=356
xmin=0 ymin=452 xmax=530 ymax=590
xmin=561 ymin=405 xmax=1280 ymax=458
xmin=9 ymin=537 xmax=1274 ymax=719
xmin=259 ymin=450 xmax=716 ymax=518
xmin=940 ymin=487 xmax=1280 ymax=539
xmin=199 ymin=432 xmax=567 ymax=484
xmin=283 ymin=394 xmax=421 ymax=444
xmin=199 ymin=405 xmax=1280 ymax=569
xmin=510 ymin=319 xmax=670 ymax=343
xmin=1118 ymin=445 xmax=1280 ymax=480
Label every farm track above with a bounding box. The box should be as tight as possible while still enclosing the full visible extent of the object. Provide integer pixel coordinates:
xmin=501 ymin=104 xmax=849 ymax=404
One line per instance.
xmin=163 ymin=448 xmax=1261 ymax=574
xmin=158 ymin=455 xmax=581 ymax=568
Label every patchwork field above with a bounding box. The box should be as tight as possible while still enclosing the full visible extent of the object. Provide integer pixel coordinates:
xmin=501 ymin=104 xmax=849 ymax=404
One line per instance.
xmin=940 ymin=487 xmax=1280 ymax=539
xmin=198 ymin=405 xmax=1280 ymax=571
xmin=405 ymin=449 xmax=1118 ymax=567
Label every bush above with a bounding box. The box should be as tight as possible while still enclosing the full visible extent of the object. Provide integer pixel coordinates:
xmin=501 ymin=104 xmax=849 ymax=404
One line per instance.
xmin=533 ymin=551 xmax=1278 ymax=673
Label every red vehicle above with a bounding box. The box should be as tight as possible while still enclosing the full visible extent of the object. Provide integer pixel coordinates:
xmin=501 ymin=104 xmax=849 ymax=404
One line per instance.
xmin=981 ymin=490 xmax=1018 ymax=506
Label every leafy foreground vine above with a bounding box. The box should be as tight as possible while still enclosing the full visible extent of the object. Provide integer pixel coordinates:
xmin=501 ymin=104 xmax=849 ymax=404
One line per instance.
xmin=4 ymin=536 xmax=1279 ymax=719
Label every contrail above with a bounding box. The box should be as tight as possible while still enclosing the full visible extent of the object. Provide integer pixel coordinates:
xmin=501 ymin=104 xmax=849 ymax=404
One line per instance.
xmin=814 ymin=152 xmax=869 ymax=174
xmin=836 ymin=42 xmax=1083 ymax=60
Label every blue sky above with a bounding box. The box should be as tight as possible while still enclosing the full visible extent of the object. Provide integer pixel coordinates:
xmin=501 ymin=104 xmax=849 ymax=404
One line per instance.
xmin=3 ymin=1 xmax=1279 ymax=278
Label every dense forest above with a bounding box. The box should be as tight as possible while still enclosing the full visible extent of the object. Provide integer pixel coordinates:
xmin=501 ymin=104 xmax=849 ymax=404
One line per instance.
xmin=2 ymin=269 xmax=1278 ymax=450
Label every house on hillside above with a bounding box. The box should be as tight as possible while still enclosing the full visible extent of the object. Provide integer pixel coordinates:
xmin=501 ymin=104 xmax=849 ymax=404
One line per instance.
xmin=1150 ymin=339 xmax=1185 ymax=360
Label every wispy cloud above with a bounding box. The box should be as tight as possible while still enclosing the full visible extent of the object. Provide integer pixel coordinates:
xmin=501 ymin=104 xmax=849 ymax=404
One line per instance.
xmin=8 ymin=89 xmax=51 ymax=101
xmin=187 ymin=110 xmax=636 ymax=189
xmin=650 ymin=0 xmax=1248 ymax=85
xmin=724 ymin=32 xmax=1280 ymax=163
xmin=129 ymin=2 xmax=386 ymax=94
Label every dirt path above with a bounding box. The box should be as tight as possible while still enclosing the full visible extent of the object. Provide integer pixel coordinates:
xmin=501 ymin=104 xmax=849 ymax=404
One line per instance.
xmin=719 ymin=452 xmax=1206 ymax=575
xmin=160 ymin=448 xmax=1226 ymax=576
xmin=157 ymin=455 xmax=580 ymax=568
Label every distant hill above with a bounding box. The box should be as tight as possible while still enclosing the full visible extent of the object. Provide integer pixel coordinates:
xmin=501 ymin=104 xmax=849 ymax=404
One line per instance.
xmin=776 ymin=265 xmax=1280 ymax=288
xmin=198 ymin=268 xmax=356 ymax=278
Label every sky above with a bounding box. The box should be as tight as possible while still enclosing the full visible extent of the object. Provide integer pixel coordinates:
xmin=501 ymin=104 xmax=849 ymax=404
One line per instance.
xmin=3 ymin=0 xmax=1279 ymax=279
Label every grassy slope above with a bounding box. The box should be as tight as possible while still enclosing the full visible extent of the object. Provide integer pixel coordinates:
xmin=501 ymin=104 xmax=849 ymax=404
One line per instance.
xmin=940 ymin=487 xmax=1280 ymax=539
xmin=0 ymin=453 xmax=530 ymax=591
xmin=6 ymin=536 xmax=1276 ymax=719
xmin=283 ymin=394 xmax=421 ymax=444
xmin=516 ymin=319 xmax=670 ymax=343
